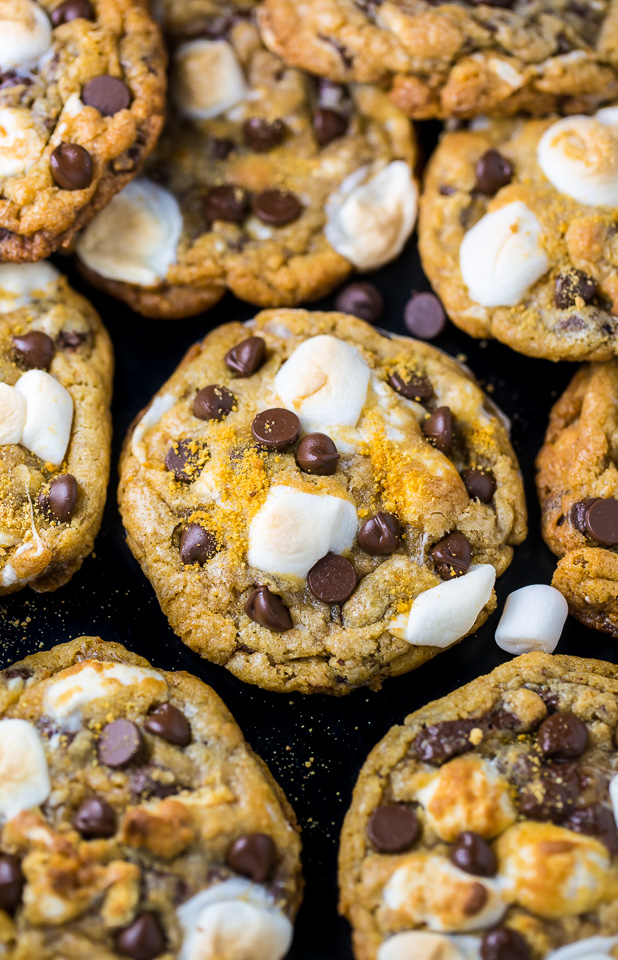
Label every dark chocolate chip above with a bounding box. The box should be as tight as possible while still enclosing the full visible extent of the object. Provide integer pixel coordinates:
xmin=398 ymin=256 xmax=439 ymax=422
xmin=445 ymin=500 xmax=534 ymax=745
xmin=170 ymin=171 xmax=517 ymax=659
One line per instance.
xmin=480 ymin=928 xmax=530 ymax=960
xmin=57 ymin=328 xmax=88 ymax=349
xmin=307 ymin=552 xmax=357 ymax=604
xmin=82 ymin=75 xmax=131 ymax=116
xmin=2 ymin=667 xmax=30 ymax=681
xmin=431 ymin=532 xmax=472 ymax=579
xmin=414 ymin=719 xmax=477 ymax=765
xmin=462 ymin=468 xmax=496 ymax=504
xmin=244 ymin=586 xmax=293 ymax=632
xmin=243 ymin=117 xmax=286 ymax=152
xmin=422 ymin=405 xmax=453 ymax=454
xmin=554 ymin=269 xmax=596 ymax=309
xmin=225 ymin=336 xmax=266 ymax=377
xmin=116 ymin=913 xmax=167 ymax=960
xmin=367 ymin=803 xmax=419 ymax=853
xmin=227 ymin=833 xmax=277 ymax=882
xmin=464 ymin=882 xmax=488 ymax=915
xmin=564 ymin=803 xmax=618 ymax=855
xmin=179 ymin=524 xmax=217 ymax=565
xmin=0 ymin=856 xmax=24 ymax=912
xmin=145 ymin=703 xmax=191 ymax=746
xmin=45 ymin=474 xmax=78 ymax=523
xmin=585 ymin=498 xmax=618 ymax=545
xmin=73 ymin=797 xmax=116 ymax=839
xmin=251 ymin=408 xmax=300 ymax=450
xmin=334 ymin=281 xmax=383 ymax=323
xmin=538 ymin=711 xmax=588 ymax=760
xmin=165 ymin=439 xmax=206 ymax=484
xmin=12 ymin=331 xmax=55 ymax=370
xmin=518 ymin=762 xmax=579 ymax=822
xmin=569 ymin=497 xmax=601 ymax=534
xmin=203 ymin=185 xmax=249 ymax=224
xmin=404 ymin=292 xmax=446 ymax=340
xmin=296 ymin=433 xmax=340 ymax=475
xmin=388 ymin=372 xmax=433 ymax=403
xmin=193 ymin=384 xmax=235 ymax=422
xmin=313 ymin=107 xmax=348 ymax=146
xmin=252 ymin=189 xmax=302 ymax=225
xmin=50 ymin=0 xmax=93 ymax=25
xmin=357 ymin=511 xmax=401 ymax=556
xmin=210 ymin=137 xmax=236 ymax=160
xmin=98 ymin=719 xmax=144 ymax=768
xmin=50 ymin=143 xmax=93 ymax=190
xmin=450 ymin=832 xmax=497 ymax=876
xmin=475 ymin=149 xmax=514 ymax=195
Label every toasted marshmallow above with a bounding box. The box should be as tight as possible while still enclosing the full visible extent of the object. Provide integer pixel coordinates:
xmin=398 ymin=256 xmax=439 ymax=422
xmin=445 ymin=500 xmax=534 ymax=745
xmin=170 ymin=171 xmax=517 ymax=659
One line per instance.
xmin=173 ymin=39 xmax=249 ymax=121
xmin=390 ymin=563 xmax=496 ymax=647
xmin=0 ymin=382 xmax=26 ymax=444
xmin=0 ymin=719 xmax=50 ymax=822
xmin=459 ymin=201 xmax=548 ymax=307
xmin=546 ymin=937 xmax=618 ymax=960
xmin=378 ymin=933 xmax=482 ymax=960
xmin=537 ymin=111 xmax=618 ymax=207
xmin=131 ymin=393 xmax=176 ymax=463
xmin=325 ymin=161 xmax=417 ymax=269
xmin=77 ymin=179 xmax=183 ymax=287
xmin=274 ymin=335 xmax=370 ymax=432
xmin=0 ymin=262 xmax=59 ymax=312
xmin=417 ymin=756 xmax=516 ymax=842
xmin=15 ymin=369 xmax=73 ymax=465
xmin=0 ymin=106 xmax=45 ymax=178
xmin=177 ymin=879 xmax=293 ymax=960
xmin=495 ymin=584 xmax=568 ymax=655
xmin=0 ymin=0 xmax=51 ymax=72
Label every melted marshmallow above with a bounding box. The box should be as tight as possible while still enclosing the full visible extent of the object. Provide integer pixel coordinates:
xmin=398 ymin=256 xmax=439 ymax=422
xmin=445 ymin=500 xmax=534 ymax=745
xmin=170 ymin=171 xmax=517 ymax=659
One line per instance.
xmin=537 ymin=110 xmax=618 ymax=207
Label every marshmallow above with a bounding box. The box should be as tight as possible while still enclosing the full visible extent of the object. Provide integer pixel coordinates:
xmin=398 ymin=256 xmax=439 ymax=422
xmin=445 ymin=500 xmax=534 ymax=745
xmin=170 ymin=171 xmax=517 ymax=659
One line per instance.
xmin=173 ymin=39 xmax=249 ymax=121
xmin=247 ymin=485 xmax=357 ymax=579
xmin=325 ymin=161 xmax=418 ymax=269
xmin=609 ymin=773 xmax=618 ymax=828
xmin=537 ymin=111 xmax=618 ymax=207
xmin=459 ymin=201 xmax=549 ymax=307
xmin=0 ymin=382 xmax=26 ymax=444
xmin=274 ymin=335 xmax=370 ymax=432
xmin=0 ymin=719 xmax=50 ymax=821
xmin=76 ymin=179 xmax=183 ymax=287
xmin=378 ymin=933 xmax=481 ymax=960
xmin=131 ymin=393 xmax=176 ymax=462
xmin=546 ymin=938 xmax=618 ymax=960
xmin=390 ymin=563 xmax=496 ymax=647
xmin=1 ymin=536 xmax=47 ymax=586
xmin=495 ymin=584 xmax=568 ymax=655
xmin=0 ymin=0 xmax=51 ymax=72
xmin=0 ymin=262 xmax=59 ymax=312
xmin=417 ymin=756 xmax=516 ymax=841
xmin=0 ymin=107 xmax=46 ymax=178
xmin=15 ymin=369 xmax=73 ymax=465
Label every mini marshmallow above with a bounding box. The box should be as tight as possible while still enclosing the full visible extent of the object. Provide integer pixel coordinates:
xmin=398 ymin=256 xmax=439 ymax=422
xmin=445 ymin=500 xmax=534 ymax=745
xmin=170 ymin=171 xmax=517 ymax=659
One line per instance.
xmin=247 ymin=485 xmax=357 ymax=579
xmin=0 ymin=0 xmax=51 ymax=71
xmin=274 ymin=335 xmax=370 ymax=431
xmin=0 ymin=382 xmax=26 ymax=444
xmin=0 ymin=719 xmax=50 ymax=822
xmin=390 ymin=563 xmax=496 ymax=647
xmin=76 ymin=179 xmax=183 ymax=287
xmin=495 ymin=584 xmax=568 ymax=655
xmin=0 ymin=261 xmax=59 ymax=312
xmin=546 ymin=937 xmax=618 ymax=960
xmin=15 ymin=369 xmax=73 ymax=465
xmin=378 ymin=933 xmax=482 ymax=960
xmin=537 ymin=111 xmax=618 ymax=207
xmin=173 ymin=39 xmax=249 ymax=121
xmin=0 ymin=107 xmax=46 ymax=178
xmin=131 ymin=393 xmax=176 ymax=462
xmin=459 ymin=201 xmax=548 ymax=307
xmin=325 ymin=161 xmax=418 ymax=269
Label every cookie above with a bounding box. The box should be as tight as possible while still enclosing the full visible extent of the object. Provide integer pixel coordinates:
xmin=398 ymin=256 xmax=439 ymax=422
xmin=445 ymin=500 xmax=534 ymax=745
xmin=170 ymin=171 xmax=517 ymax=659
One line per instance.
xmin=74 ymin=0 xmax=418 ymax=319
xmin=0 ymin=635 xmax=302 ymax=958
xmin=339 ymin=651 xmax=618 ymax=960
xmin=118 ymin=309 xmax=526 ymax=695
xmin=258 ymin=0 xmax=618 ymax=120
xmin=419 ymin=110 xmax=618 ymax=362
xmin=0 ymin=0 xmax=166 ymax=262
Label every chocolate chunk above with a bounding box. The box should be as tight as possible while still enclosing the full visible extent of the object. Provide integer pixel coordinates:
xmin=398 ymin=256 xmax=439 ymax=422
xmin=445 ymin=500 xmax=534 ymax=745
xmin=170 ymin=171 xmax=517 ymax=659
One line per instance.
xmin=0 ymin=856 xmax=23 ymax=912
xmin=252 ymin=190 xmax=302 ymax=225
xmin=116 ymin=913 xmax=166 ymax=960
xmin=431 ymin=532 xmax=472 ymax=579
xmin=480 ymin=928 xmax=530 ymax=960
xmin=585 ymin=498 xmax=618 ymax=545
xmin=179 ymin=524 xmax=217 ymax=565
xmin=98 ymin=719 xmax=144 ymax=768
xmin=227 ymin=833 xmax=277 ymax=882
xmin=357 ymin=512 xmax=401 ymax=556
xmin=50 ymin=143 xmax=93 ymax=190
xmin=462 ymin=468 xmax=496 ymax=504
xmin=564 ymin=803 xmax=618 ymax=855
xmin=367 ymin=803 xmax=419 ymax=853
xmin=415 ymin=719 xmax=477 ymax=765
xmin=203 ymin=185 xmax=249 ymax=224
xmin=225 ymin=336 xmax=266 ymax=377
xmin=244 ymin=586 xmax=293 ymax=632
xmin=307 ymin=552 xmax=357 ymax=604
xmin=129 ymin=767 xmax=179 ymax=800
xmin=12 ymin=331 xmax=54 ymax=370
xmin=145 ymin=703 xmax=191 ymax=746
xmin=243 ymin=118 xmax=286 ymax=152
xmin=538 ymin=712 xmax=588 ymax=760
xmin=165 ymin=439 xmax=206 ymax=484
xmin=73 ymin=797 xmax=116 ymax=839
xmin=82 ymin=75 xmax=131 ymax=116
xmin=193 ymin=384 xmax=235 ymax=421
xmin=50 ymin=0 xmax=93 ymax=24
xmin=569 ymin=497 xmax=601 ymax=534
xmin=388 ymin=372 xmax=433 ymax=403
xmin=554 ymin=269 xmax=596 ymax=309
xmin=450 ymin=832 xmax=497 ymax=876
xmin=475 ymin=149 xmax=514 ymax=195
xmin=313 ymin=107 xmax=348 ymax=146
xmin=210 ymin=137 xmax=236 ymax=160
xmin=422 ymin=406 xmax=453 ymax=454
xmin=296 ymin=433 xmax=340 ymax=475
xmin=251 ymin=408 xmax=300 ymax=450
xmin=404 ymin=292 xmax=446 ymax=340
xmin=45 ymin=474 xmax=78 ymax=523
xmin=334 ymin=281 xmax=383 ymax=323
xmin=518 ymin=762 xmax=579 ymax=823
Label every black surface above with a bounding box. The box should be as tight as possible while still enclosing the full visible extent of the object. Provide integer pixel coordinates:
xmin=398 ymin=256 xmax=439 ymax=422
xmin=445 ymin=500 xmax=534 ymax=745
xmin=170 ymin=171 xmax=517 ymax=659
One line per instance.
xmin=1 ymin=192 xmax=615 ymax=960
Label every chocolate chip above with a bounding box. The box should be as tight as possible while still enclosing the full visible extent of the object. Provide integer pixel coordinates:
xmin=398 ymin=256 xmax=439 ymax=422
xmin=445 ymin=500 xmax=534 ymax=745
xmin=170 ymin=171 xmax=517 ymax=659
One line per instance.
xmin=244 ymin=586 xmax=293 ymax=632
xmin=296 ymin=433 xmax=340 ymax=475
xmin=50 ymin=143 xmax=93 ymax=190
xmin=388 ymin=372 xmax=433 ymax=403
xmin=570 ymin=497 xmax=600 ymax=533
xmin=116 ymin=913 xmax=166 ymax=960
xmin=98 ymin=719 xmax=144 ymax=768
xmin=475 ymin=149 xmax=514 ymax=195
xmin=415 ymin=719 xmax=477 ymax=765
xmin=73 ymin=797 xmax=116 ymax=839
xmin=585 ymin=498 xmax=618 ymax=545
xmin=357 ymin=512 xmax=401 ymax=556
xmin=44 ymin=474 xmax=78 ymax=523
xmin=554 ymin=269 xmax=596 ymax=309
xmin=227 ymin=833 xmax=277 ymax=882
xmin=251 ymin=408 xmax=300 ymax=450
xmin=334 ymin=281 xmax=383 ymax=323
xmin=538 ymin=712 xmax=588 ymax=760
xmin=210 ymin=137 xmax=236 ymax=160
xmin=2 ymin=667 xmax=30 ymax=681
xmin=0 ymin=856 xmax=23 ymax=912
xmin=252 ymin=189 xmax=302 ymax=225
xmin=404 ymin=292 xmax=446 ymax=340
xmin=193 ymin=384 xmax=235 ymax=421
xmin=165 ymin=439 xmax=206 ymax=484
xmin=564 ymin=803 xmax=618 ymax=855
xmin=422 ymin=406 xmax=453 ymax=454
xmin=179 ymin=524 xmax=217 ymax=565
xmin=313 ymin=107 xmax=348 ymax=146
xmin=203 ymin=185 xmax=249 ymax=224
xmin=431 ymin=532 xmax=472 ymax=579
xmin=57 ymin=328 xmax=88 ymax=349
xmin=307 ymin=552 xmax=357 ymax=604
xmin=82 ymin=75 xmax=131 ymax=116
xmin=464 ymin=882 xmax=488 ymax=915
xmin=462 ymin=468 xmax=496 ymax=504
xmin=145 ymin=703 xmax=191 ymax=746
xmin=12 ymin=331 xmax=54 ymax=370
xmin=50 ymin=0 xmax=93 ymax=24
xmin=225 ymin=336 xmax=266 ymax=377
xmin=480 ymin=928 xmax=530 ymax=960
xmin=367 ymin=803 xmax=419 ymax=853
xmin=450 ymin=832 xmax=497 ymax=876
xmin=243 ymin=118 xmax=286 ymax=152
xmin=518 ymin=762 xmax=579 ymax=822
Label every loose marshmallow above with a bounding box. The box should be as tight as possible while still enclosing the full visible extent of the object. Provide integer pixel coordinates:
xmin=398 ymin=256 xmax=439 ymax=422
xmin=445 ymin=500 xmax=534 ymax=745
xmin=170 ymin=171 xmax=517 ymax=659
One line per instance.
xmin=76 ymin=179 xmax=183 ymax=287
xmin=390 ymin=563 xmax=496 ymax=647
xmin=131 ymin=393 xmax=176 ymax=462
xmin=0 ymin=382 xmax=26 ymax=444
xmin=0 ymin=0 xmax=51 ymax=71
xmin=459 ymin=201 xmax=549 ymax=307
xmin=173 ymin=39 xmax=249 ymax=121
xmin=274 ymin=335 xmax=370 ymax=432
xmin=15 ymin=369 xmax=73 ymax=465
xmin=0 ymin=107 xmax=46 ymax=178
xmin=417 ymin=756 xmax=516 ymax=841
xmin=247 ymin=485 xmax=357 ymax=579
xmin=177 ymin=879 xmax=293 ymax=960
xmin=0 ymin=262 xmax=59 ymax=312
xmin=495 ymin=584 xmax=568 ymax=655
xmin=325 ymin=161 xmax=418 ymax=269
xmin=0 ymin=719 xmax=50 ymax=821
xmin=546 ymin=938 xmax=618 ymax=960
xmin=378 ymin=933 xmax=482 ymax=960
xmin=537 ymin=111 xmax=618 ymax=207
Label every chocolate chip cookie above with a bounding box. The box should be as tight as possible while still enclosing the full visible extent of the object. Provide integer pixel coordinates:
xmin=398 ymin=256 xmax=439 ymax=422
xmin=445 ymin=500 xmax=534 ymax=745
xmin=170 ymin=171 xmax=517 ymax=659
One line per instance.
xmin=75 ymin=0 xmax=418 ymax=319
xmin=339 ymin=651 xmax=618 ymax=960
xmin=0 ymin=0 xmax=166 ymax=261
xmin=0 ymin=261 xmax=113 ymax=594
xmin=0 ymin=635 xmax=302 ymax=959
xmin=118 ymin=309 xmax=526 ymax=695
xmin=419 ymin=110 xmax=618 ymax=362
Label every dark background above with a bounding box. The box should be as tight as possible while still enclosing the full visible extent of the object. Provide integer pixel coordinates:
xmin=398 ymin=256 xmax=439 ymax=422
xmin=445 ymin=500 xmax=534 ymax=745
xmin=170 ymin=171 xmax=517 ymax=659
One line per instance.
xmin=1 ymin=145 xmax=615 ymax=959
